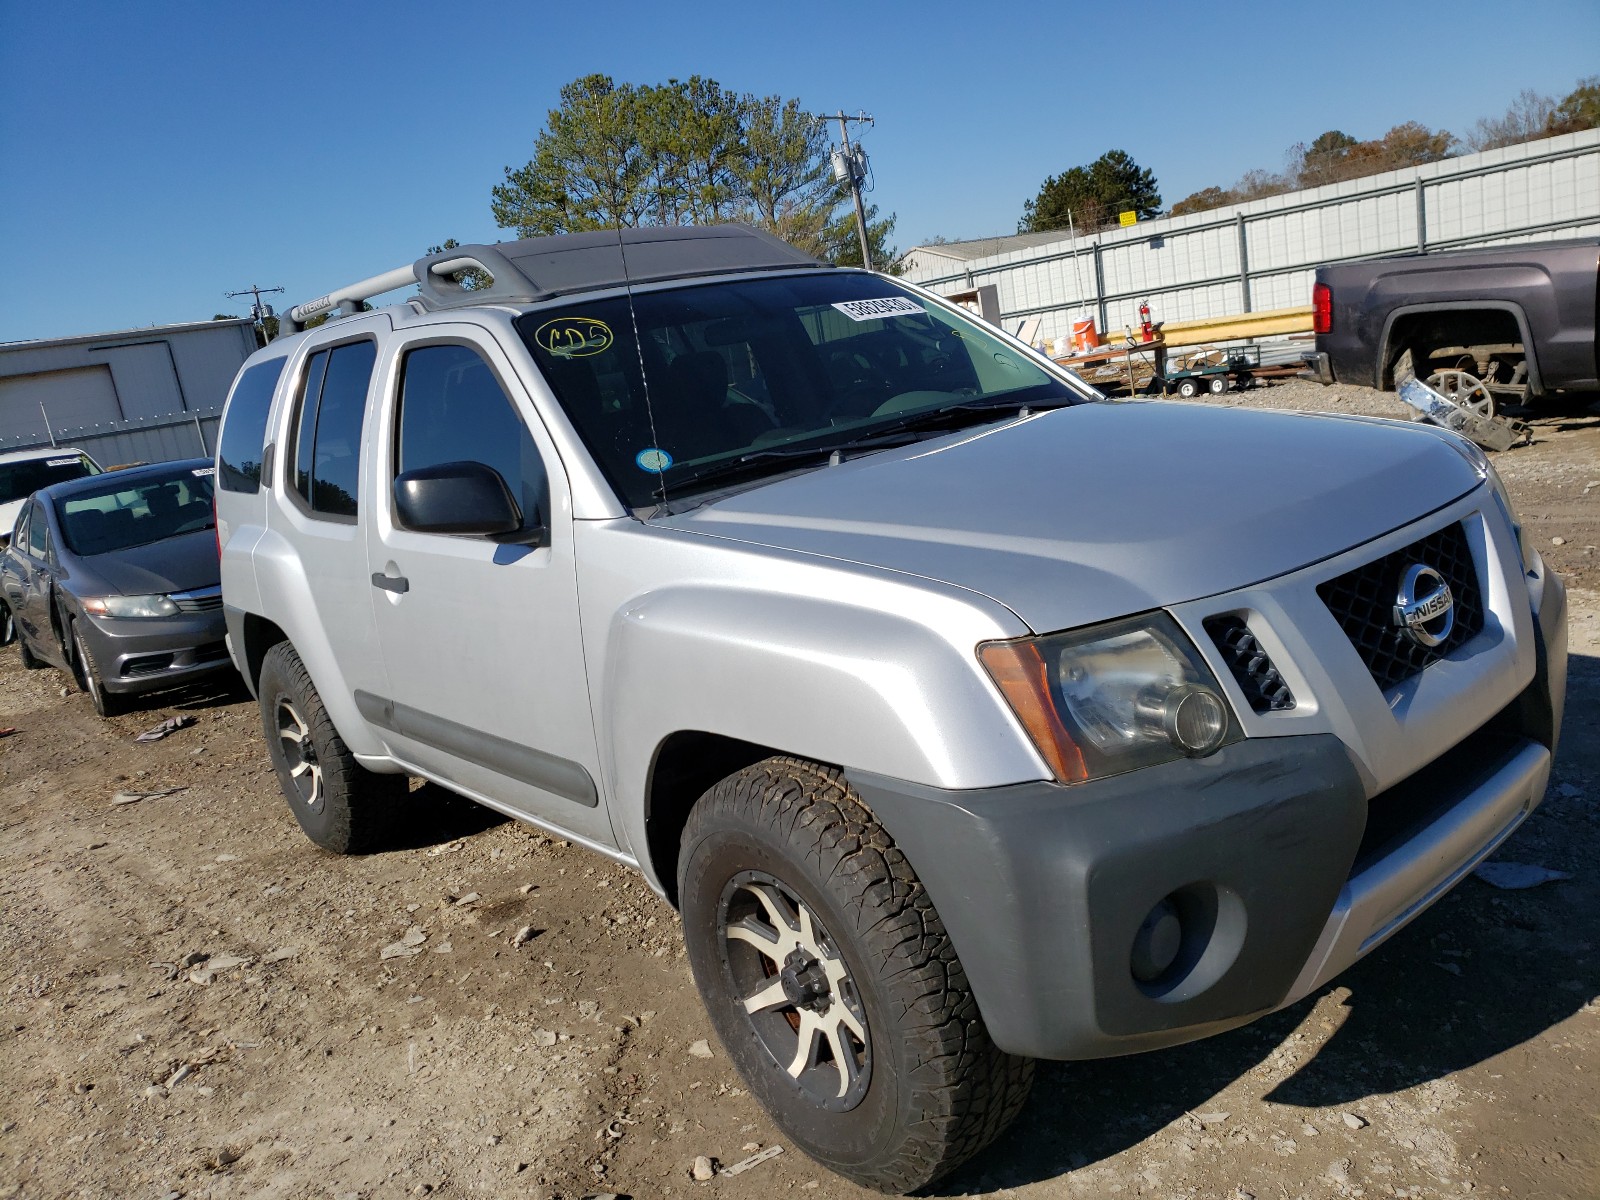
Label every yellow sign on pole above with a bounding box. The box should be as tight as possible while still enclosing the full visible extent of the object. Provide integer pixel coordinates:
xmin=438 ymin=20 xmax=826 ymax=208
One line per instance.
xmin=1118 ymin=210 xmax=1138 ymax=227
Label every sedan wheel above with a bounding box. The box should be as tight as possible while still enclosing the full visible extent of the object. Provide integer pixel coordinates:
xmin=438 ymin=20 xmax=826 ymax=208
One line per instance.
xmin=72 ymin=620 xmax=122 ymax=718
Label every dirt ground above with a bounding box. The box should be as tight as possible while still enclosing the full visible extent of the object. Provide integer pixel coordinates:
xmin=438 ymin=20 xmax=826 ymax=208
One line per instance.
xmin=1 ymin=380 xmax=1597 ymax=1200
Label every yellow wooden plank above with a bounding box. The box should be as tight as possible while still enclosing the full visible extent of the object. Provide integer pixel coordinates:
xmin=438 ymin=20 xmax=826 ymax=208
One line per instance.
xmin=1155 ymin=305 xmax=1313 ymax=348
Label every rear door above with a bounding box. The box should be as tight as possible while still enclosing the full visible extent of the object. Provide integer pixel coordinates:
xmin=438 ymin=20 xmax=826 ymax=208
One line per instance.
xmin=361 ymin=325 xmax=612 ymax=846
xmin=263 ymin=315 xmax=394 ymax=710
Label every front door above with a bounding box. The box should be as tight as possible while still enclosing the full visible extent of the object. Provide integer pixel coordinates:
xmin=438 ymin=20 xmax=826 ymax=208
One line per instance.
xmin=362 ymin=327 xmax=611 ymax=847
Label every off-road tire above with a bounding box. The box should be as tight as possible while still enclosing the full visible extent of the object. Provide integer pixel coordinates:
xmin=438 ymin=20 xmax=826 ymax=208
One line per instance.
xmin=257 ymin=641 xmax=407 ymax=854
xmin=678 ymin=757 xmax=1034 ymax=1194
xmin=71 ymin=618 xmax=123 ymax=718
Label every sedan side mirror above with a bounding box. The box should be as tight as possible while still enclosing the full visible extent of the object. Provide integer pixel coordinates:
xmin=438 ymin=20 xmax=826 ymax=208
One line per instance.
xmin=393 ymin=461 xmax=545 ymax=546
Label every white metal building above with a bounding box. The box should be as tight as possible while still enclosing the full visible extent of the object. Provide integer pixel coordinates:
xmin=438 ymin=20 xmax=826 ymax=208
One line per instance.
xmin=900 ymin=129 xmax=1600 ymax=349
xmin=0 ymin=318 xmax=258 ymax=444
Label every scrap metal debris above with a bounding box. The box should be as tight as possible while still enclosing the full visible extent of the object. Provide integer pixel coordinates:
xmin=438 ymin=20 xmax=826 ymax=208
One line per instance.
xmin=111 ymin=786 xmax=187 ymax=806
xmin=722 ymin=1145 xmax=784 ymax=1176
xmin=135 ymin=715 xmax=196 ymax=742
xmin=1397 ymin=375 xmax=1531 ymax=451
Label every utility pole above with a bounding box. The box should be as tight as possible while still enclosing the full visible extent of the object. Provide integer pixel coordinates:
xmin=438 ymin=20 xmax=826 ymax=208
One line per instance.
xmin=226 ymin=284 xmax=285 ymax=341
xmin=827 ymin=111 xmax=876 ymax=272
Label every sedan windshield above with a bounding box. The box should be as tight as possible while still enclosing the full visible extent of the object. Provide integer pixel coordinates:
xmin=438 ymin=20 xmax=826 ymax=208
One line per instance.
xmin=0 ymin=454 xmax=100 ymax=504
xmin=58 ymin=467 xmax=216 ymax=555
xmin=516 ymin=273 xmax=1083 ymax=508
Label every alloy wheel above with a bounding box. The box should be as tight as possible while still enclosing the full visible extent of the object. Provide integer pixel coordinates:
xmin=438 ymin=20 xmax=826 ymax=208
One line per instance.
xmin=719 ymin=871 xmax=871 ymax=1110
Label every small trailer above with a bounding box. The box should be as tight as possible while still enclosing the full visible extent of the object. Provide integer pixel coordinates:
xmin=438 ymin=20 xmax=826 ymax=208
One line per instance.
xmin=1159 ymin=345 xmax=1261 ymax=397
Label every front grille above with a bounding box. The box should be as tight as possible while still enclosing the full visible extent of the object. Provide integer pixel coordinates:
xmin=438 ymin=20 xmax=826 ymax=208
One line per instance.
xmin=1205 ymin=615 xmax=1295 ymax=712
xmin=1318 ymin=522 xmax=1483 ymax=693
xmin=171 ymin=589 xmax=223 ymax=613
xmin=122 ymin=653 xmax=174 ymax=677
xmin=193 ymin=641 xmax=230 ymax=663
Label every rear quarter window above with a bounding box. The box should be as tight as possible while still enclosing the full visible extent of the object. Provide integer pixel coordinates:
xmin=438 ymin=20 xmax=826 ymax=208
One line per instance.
xmin=218 ymin=359 xmax=287 ymax=493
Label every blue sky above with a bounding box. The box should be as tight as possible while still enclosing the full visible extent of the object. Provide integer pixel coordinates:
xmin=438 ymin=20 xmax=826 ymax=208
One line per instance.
xmin=2 ymin=0 xmax=1595 ymax=343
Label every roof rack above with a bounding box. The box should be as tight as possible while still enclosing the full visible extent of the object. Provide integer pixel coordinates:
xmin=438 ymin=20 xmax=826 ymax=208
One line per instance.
xmin=280 ymin=224 xmax=824 ymax=335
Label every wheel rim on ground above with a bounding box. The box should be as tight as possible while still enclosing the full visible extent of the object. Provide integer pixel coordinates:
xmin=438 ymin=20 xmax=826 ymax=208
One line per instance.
xmin=1425 ymin=369 xmax=1495 ymax=419
xmin=719 ymin=870 xmax=872 ymax=1111
xmin=275 ymin=698 xmax=324 ymax=812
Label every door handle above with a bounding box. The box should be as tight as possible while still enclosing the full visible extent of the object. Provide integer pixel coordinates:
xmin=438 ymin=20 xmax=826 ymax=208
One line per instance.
xmin=371 ymin=573 xmax=409 ymax=594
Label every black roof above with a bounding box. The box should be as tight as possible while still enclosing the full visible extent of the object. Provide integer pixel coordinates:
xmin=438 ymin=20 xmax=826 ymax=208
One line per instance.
xmin=413 ymin=224 xmax=826 ymax=312
xmin=39 ymin=458 xmax=211 ymax=504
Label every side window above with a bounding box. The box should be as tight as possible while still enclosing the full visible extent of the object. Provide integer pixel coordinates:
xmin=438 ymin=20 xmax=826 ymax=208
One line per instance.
xmin=289 ymin=340 xmax=376 ymax=520
xmin=28 ymin=503 xmax=49 ymax=558
xmin=11 ymin=505 xmax=30 ymax=553
xmin=218 ymin=359 xmax=286 ymax=493
xmin=395 ymin=344 xmax=548 ymax=535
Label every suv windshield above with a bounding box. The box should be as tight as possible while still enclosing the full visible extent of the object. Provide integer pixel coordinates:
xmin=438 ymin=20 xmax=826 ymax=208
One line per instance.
xmin=58 ymin=466 xmax=216 ymax=556
xmin=516 ymin=273 xmax=1082 ymax=508
xmin=0 ymin=453 xmax=100 ymax=503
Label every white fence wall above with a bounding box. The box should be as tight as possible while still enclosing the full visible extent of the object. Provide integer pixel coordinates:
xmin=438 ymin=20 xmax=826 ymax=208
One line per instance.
xmin=900 ymin=130 xmax=1600 ymax=349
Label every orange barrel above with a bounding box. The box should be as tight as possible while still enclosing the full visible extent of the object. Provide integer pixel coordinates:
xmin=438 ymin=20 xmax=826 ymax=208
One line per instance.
xmin=1072 ymin=318 xmax=1100 ymax=352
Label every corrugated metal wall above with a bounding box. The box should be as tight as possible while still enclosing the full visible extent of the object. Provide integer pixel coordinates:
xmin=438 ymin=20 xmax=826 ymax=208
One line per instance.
xmin=0 ymin=408 xmax=219 ymax=468
xmin=0 ymin=319 xmax=256 ymax=442
xmin=901 ymin=130 xmax=1600 ymax=349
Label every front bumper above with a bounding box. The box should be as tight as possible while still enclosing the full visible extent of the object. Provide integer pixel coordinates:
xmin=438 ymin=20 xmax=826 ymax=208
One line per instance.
xmin=77 ymin=607 xmax=234 ymax=695
xmin=848 ymin=570 xmax=1566 ymax=1061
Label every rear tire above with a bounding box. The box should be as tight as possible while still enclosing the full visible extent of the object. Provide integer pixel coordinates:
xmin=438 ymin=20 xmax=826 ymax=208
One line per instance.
xmin=0 ymin=600 xmax=14 ymax=647
xmin=678 ymin=757 xmax=1033 ymax=1193
xmin=16 ymin=623 xmax=45 ymax=669
xmin=1208 ymin=375 xmax=1228 ymax=395
xmin=257 ymin=641 xmax=407 ymax=853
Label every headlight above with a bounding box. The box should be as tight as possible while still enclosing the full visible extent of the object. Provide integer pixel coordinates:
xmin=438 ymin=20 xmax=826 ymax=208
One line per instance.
xmin=979 ymin=612 xmax=1239 ymax=784
xmin=1485 ymin=466 xmax=1531 ymax=575
xmin=81 ymin=594 xmax=180 ymax=618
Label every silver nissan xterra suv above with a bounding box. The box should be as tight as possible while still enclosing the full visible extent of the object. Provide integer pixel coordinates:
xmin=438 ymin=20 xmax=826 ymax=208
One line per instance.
xmin=214 ymin=225 xmax=1568 ymax=1193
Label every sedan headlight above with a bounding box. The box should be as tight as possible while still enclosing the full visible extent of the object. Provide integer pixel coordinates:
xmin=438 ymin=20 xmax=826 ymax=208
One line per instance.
xmin=979 ymin=612 xmax=1239 ymax=784
xmin=81 ymin=594 xmax=180 ymax=618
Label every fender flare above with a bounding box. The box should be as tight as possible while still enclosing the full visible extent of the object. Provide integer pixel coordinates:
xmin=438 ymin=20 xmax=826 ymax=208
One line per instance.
xmin=1376 ymin=300 xmax=1543 ymax=395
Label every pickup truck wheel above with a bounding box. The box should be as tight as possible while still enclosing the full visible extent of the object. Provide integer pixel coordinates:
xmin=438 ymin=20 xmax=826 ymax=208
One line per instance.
xmin=257 ymin=641 xmax=406 ymax=854
xmin=678 ymin=757 xmax=1033 ymax=1193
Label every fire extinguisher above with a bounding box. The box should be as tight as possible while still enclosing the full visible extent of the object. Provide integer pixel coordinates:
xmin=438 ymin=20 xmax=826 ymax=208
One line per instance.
xmin=1138 ymin=298 xmax=1154 ymax=343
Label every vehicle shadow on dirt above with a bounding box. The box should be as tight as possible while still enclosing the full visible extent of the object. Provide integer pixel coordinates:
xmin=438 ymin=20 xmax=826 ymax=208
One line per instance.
xmin=941 ymin=650 xmax=1600 ymax=1195
xmin=374 ymin=780 xmax=510 ymax=853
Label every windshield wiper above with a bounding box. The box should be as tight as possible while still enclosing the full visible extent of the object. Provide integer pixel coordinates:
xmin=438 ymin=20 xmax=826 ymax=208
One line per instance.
xmin=849 ymin=395 xmax=1073 ymax=443
xmin=653 ymin=443 xmax=843 ymax=498
xmin=653 ymin=397 xmax=1073 ymax=501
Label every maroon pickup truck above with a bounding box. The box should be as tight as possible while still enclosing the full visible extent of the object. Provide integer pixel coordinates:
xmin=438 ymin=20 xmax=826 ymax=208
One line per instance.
xmin=1311 ymin=237 xmax=1600 ymax=405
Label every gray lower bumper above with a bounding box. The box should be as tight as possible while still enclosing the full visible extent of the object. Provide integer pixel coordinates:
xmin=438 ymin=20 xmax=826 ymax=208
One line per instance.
xmin=849 ymin=572 xmax=1565 ymax=1061
xmin=79 ymin=608 xmax=234 ymax=695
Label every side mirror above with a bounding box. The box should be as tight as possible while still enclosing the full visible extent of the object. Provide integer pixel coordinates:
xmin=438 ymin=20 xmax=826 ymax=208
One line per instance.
xmin=394 ymin=462 xmax=544 ymax=545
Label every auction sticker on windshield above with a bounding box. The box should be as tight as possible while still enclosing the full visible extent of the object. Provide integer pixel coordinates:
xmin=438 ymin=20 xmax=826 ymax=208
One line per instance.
xmin=832 ymin=297 xmax=925 ymax=322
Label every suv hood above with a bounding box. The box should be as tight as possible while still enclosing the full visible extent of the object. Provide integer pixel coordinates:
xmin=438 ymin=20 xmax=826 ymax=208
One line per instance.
xmin=655 ymin=401 xmax=1481 ymax=634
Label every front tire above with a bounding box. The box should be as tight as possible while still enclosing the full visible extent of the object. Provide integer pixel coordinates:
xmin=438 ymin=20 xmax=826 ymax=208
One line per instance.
xmin=678 ymin=758 xmax=1033 ymax=1193
xmin=71 ymin=619 xmax=122 ymax=717
xmin=257 ymin=641 xmax=407 ymax=853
